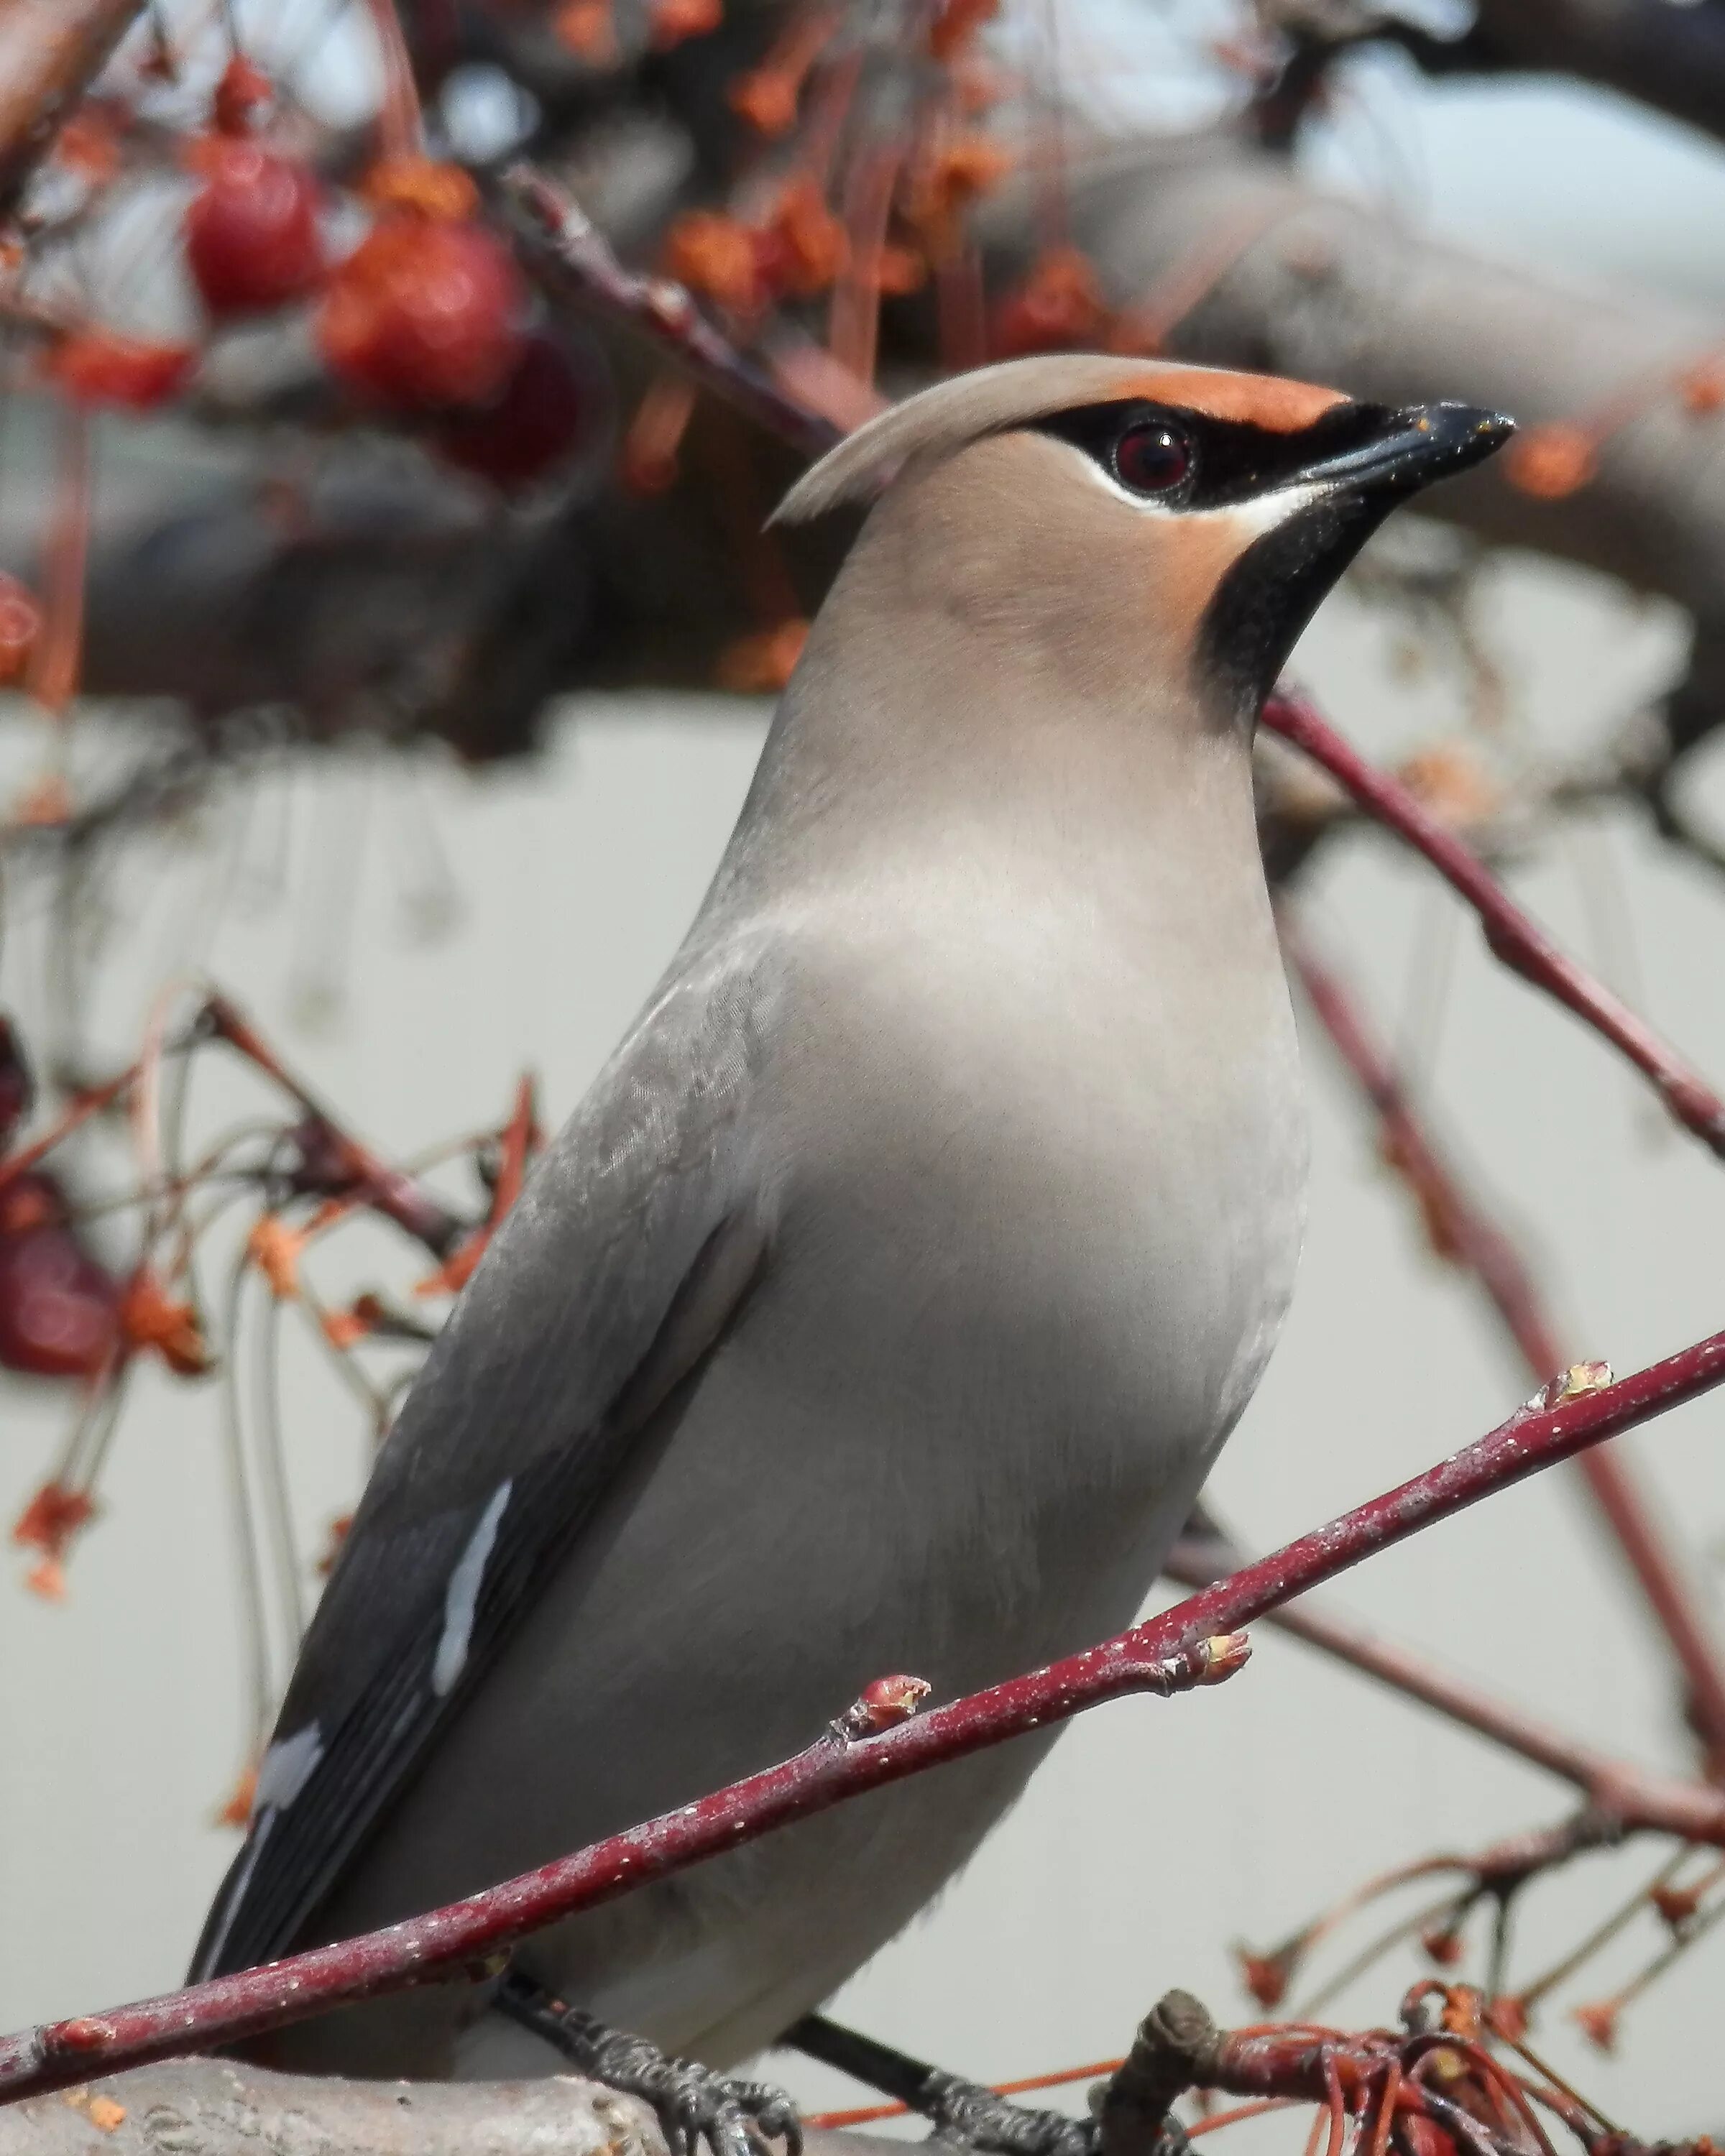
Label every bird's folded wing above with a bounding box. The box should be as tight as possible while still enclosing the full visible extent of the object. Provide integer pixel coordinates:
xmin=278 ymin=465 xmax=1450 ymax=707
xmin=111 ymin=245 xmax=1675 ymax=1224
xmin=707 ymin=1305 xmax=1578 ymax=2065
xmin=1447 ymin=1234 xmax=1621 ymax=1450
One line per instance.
xmin=190 ymin=939 xmax=780 ymax=1982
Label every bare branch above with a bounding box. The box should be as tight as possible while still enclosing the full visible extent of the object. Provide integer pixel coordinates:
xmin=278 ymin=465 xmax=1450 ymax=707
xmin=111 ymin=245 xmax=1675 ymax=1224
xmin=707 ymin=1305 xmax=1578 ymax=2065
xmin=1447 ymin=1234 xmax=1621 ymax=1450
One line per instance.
xmin=0 ymin=0 xmax=144 ymax=213
xmin=501 ymin=165 xmax=847 ymax=461
xmin=1466 ymin=0 xmax=1725 ymax=154
xmin=1281 ymin=919 xmax=1725 ymax=1760
xmin=1262 ymin=692 xmax=1725 ymax=1159
xmin=1162 ymin=1536 xmax=1725 ymax=1836
xmin=9 ymin=1323 xmax=1725 ymax=2097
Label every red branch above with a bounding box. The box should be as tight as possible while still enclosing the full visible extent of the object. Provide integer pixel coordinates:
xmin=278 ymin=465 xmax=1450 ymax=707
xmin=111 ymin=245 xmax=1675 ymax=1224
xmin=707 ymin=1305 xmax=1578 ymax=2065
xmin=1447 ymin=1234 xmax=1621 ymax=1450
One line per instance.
xmin=1261 ymin=690 xmax=1725 ymax=1160
xmin=204 ymin=997 xmax=466 ymax=1262
xmin=1160 ymin=1537 xmax=1725 ymax=1830
xmin=9 ymin=1330 xmax=1725 ymax=2099
xmin=1282 ymin=921 xmax=1725 ymax=1766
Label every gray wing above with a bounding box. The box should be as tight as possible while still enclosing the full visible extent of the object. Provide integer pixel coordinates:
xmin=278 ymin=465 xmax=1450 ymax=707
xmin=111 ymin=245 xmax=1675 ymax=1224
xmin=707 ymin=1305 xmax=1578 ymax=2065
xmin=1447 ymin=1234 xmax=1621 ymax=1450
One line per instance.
xmin=192 ymin=936 xmax=781 ymax=1981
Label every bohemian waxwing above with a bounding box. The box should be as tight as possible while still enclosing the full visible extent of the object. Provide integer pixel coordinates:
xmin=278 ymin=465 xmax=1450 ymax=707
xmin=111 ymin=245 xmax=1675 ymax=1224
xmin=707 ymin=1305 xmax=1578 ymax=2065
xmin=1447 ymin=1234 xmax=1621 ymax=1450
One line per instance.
xmin=192 ymin=352 xmax=1509 ymax=2115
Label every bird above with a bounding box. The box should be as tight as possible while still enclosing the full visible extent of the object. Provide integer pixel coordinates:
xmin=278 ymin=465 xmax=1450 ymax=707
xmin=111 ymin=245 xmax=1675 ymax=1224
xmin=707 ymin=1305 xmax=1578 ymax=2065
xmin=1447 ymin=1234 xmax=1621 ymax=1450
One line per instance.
xmin=191 ymin=353 xmax=1509 ymax=2123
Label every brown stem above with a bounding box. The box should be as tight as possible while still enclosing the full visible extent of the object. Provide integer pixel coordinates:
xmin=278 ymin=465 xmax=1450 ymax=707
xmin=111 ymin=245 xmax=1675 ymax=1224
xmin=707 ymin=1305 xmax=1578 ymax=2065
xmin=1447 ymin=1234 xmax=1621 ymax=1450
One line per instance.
xmin=500 ymin=165 xmax=847 ymax=461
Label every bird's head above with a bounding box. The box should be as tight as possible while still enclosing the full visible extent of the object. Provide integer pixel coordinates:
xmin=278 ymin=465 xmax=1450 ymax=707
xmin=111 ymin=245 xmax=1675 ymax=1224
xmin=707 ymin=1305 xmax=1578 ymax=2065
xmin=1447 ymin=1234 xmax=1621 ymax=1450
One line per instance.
xmin=775 ymin=354 xmax=1512 ymax=724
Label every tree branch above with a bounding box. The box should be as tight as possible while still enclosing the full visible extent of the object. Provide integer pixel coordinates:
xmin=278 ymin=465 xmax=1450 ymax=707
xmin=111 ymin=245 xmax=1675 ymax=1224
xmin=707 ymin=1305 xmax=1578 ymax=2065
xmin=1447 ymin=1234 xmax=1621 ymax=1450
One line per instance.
xmin=1464 ymin=0 xmax=1725 ymax=154
xmin=1162 ymin=1534 xmax=1725 ymax=1837
xmin=0 ymin=2055 xmax=898 ymax=2156
xmin=9 ymin=1324 xmax=1725 ymax=2098
xmin=1261 ymin=691 xmax=1725 ymax=1160
xmin=1280 ymin=918 xmax=1725 ymax=1763
xmin=0 ymin=0 xmax=143 ymax=213
xmin=501 ymin=165 xmax=848 ymax=461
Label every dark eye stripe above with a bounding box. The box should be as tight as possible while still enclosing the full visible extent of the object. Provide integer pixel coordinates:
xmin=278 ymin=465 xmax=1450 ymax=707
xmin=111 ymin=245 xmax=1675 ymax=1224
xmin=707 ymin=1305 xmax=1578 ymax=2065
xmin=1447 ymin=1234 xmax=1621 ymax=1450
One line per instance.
xmin=1034 ymin=397 xmax=1402 ymax=512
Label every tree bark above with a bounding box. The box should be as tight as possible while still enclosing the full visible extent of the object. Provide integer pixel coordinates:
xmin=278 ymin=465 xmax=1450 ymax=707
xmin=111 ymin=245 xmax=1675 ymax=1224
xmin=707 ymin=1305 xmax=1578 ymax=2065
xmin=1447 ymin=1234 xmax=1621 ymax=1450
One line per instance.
xmin=0 ymin=2056 xmax=896 ymax=2156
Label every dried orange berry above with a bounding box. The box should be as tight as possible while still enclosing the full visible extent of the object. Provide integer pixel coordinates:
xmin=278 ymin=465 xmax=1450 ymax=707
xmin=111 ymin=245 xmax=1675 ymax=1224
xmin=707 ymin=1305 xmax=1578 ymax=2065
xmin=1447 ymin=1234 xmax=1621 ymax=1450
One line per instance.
xmin=905 ymin=135 xmax=1013 ymax=257
xmin=44 ymin=331 xmax=195 ymax=410
xmin=929 ymin=0 xmax=998 ymax=61
xmin=13 ymin=1483 xmax=96 ymax=1598
xmin=554 ymin=0 xmax=617 ymax=60
xmin=762 ymin=180 xmax=848 ymax=296
xmin=873 ymin=243 xmax=927 ymax=297
xmin=53 ymin=108 xmax=123 ymax=185
xmin=1394 ymin=743 xmax=1499 ymax=827
xmin=247 ymin=1216 xmax=305 ymax=1299
xmin=729 ymin=67 xmax=800 ymax=136
xmin=318 ymin=1513 xmax=354 ymax=1575
xmin=717 ymin=619 xmax=809 ymax=694
xmin=213 ymin=55 xmax=273 ymax=134
xmin=119 ymin=1270 xmax=211 ymax=1376
xmin=0 ymin=573 xmax=40 ymax=686
xmin=215 ymin=1761 xmax=257 ymax=1828
xmin=1651 ymin=1881 xmax=1702 ymax=1929
xmin=1681 ymin=362 xmax=1725 ymax=414
xmin=361 ymin=155 xmax=479 ymax=223
xmin=1233 ymin=1946 xmax=1291 ymax=2009
xmin=663 ymin=210 xmax=770 ymax=313
xmin=1504 ymin=424 xmax=1596 ymax=499
xmin=1572 ymin=1999 xmax=1619 ymax=2053
xmin=649 ymin=0 xmax=722 ymax=47
xmin=990 ymin=246 xmax=1108 ymax=357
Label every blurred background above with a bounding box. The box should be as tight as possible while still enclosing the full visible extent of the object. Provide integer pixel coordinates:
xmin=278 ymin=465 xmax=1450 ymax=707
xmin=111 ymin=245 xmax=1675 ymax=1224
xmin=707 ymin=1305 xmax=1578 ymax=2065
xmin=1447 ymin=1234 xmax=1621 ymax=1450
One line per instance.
xmin=5 ymin=0 xmax=1725 ymax=2142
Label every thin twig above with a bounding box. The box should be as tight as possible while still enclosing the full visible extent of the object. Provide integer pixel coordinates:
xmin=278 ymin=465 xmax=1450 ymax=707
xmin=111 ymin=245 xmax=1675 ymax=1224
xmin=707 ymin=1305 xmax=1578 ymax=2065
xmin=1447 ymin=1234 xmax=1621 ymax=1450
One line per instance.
xmin=1262 ymin=691 xmax=1725 ymax=1160
xmin=1280 ymin=918 xmax=1725 ymax=1767
xmin=1161 ymin=1538 xmax=1725 ymax=1835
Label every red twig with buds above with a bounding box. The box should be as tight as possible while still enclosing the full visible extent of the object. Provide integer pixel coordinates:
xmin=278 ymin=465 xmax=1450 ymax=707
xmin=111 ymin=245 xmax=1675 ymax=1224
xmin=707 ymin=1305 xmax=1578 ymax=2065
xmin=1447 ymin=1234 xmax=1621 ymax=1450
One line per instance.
xmin=1088 ymin=1983 xmax=1685 ymax=2156
xmin=1159 ymin=1536 xmax=1725 ymax=1835
xmin=1261 ymin=691 xmax=1725 ymax=1160
xmin=9 ymin=1330 xmax=1725 ymax=2099
xmin=1279 ymin=918 xmax=1725 ymax=1767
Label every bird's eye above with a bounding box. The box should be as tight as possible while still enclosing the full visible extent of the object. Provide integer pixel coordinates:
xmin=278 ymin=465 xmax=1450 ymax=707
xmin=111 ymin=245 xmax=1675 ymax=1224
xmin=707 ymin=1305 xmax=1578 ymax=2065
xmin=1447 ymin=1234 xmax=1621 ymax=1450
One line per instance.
xmin=1113 ymin=421 xmax=1192 ymax=498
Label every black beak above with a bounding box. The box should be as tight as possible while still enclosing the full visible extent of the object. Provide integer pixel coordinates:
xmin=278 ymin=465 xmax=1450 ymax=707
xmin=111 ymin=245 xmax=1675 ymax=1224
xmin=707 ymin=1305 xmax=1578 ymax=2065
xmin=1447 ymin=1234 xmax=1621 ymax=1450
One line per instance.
xmin=1197 ymin=401 xmax=1513 ymax=717
xmin=1300 ymin=402 xmax=1514 ymax=501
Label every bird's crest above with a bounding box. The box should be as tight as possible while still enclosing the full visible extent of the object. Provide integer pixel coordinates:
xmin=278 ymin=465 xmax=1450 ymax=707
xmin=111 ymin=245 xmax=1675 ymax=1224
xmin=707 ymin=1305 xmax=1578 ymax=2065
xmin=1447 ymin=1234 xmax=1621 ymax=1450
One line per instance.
xmin=772 ymin=354 xmax=1348 ymax=525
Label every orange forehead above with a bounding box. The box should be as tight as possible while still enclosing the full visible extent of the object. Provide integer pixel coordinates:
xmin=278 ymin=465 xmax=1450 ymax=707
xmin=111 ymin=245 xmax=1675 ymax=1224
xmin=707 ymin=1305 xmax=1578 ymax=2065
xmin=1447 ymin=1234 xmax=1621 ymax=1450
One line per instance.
xmin=1109 ymin=368 xmax=1348 ymax=433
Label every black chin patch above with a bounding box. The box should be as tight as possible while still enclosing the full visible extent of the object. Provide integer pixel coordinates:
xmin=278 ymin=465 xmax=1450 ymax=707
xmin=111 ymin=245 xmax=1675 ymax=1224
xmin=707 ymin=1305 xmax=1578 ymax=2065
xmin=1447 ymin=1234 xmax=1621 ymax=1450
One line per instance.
xmin=1197 ymin=491 xmax=1391 ymax=718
